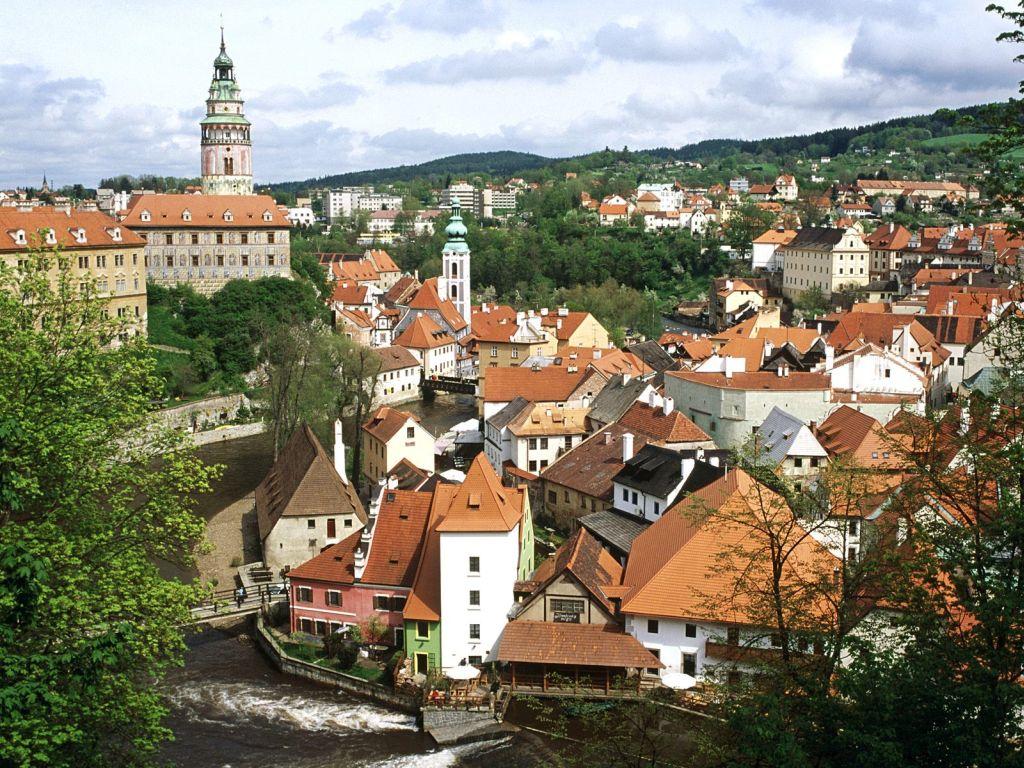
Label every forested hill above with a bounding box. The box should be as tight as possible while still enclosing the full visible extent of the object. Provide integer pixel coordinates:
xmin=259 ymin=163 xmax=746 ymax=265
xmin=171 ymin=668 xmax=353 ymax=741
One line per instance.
xmin=269 ymin=103 xmax=996 ymax=190
xmin=273 ymin=150 xmax=551 ymax=191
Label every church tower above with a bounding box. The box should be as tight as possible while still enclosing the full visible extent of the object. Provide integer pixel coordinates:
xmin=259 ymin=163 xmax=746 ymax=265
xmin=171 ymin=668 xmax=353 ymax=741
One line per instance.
xmin=200 ymin=28 xmax=253 ymax=195
xmin=439 ymin=198 xmax=471 ymax=325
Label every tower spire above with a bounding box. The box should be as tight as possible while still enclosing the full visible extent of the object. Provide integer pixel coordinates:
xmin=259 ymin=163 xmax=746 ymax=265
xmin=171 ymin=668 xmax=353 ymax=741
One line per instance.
xmin=219 ymin=16 xmax=225 ymax=52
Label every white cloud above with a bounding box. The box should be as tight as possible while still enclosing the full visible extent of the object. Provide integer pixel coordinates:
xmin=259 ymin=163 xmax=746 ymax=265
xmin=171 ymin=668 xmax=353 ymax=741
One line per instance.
xmin=384 ymin=37 xmax=587 ymax=84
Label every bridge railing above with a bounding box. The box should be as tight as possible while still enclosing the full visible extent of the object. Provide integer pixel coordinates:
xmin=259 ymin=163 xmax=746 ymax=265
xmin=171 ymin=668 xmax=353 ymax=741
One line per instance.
xmin=191 ymin=582 xmax=288 ymax=614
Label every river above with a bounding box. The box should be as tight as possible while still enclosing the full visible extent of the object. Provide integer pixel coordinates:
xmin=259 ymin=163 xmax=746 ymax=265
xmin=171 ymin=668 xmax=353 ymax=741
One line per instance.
xmin=162 ymin=394 xmax=553 ymax=767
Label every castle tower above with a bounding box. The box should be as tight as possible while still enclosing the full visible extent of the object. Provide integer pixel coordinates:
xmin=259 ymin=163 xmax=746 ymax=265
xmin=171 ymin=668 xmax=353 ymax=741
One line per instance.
xmin=439 ymin=198 xmax=471 ymax=325
xmin=200 ymin=28 xmax=253 ymax=195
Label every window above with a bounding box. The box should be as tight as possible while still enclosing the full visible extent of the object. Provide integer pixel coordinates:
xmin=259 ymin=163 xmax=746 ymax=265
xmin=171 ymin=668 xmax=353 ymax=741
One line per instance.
xmin=468 ymin=556 xmax=480 ymax=573
xmin=794 ymin=457 xmax=803 ymax=468
xmin=78 ymin=256 xmax=89 ymax=269
xmin=374 ymin=595 xmax=390 ymax=611
xmin=114 ymin=253 xmax=124 ymax=267
xmin=216 ymin=233 xmax=224 ymax=245
xmin=390 ymin=595 xmax=406 ymax=612
xmin=653 ymin=502 xmax=660 ymax=515
xmin=164 ymin=234 xmax=173 ymax=245
xmin=646 ymin=648 xmax=661 ymax=676
xmin=848 ymin=519 xmax=859 ymax=536
xmin=327 ymin=518 xmax=336 ymax=538
xmin=647 ymin=619 xmax=659 ymax=634
xmin=296 ymin=586 xmax=313 ymax=603
xmin=191 ymin=233 xmax=199 ymax=245
xmin=528 ymin=460 xmax=537 ymax=472
xmin=469 ymin=590 xmax=480 ymax=606
xmin=811 ymin=457 xmax=820 ymax=468
xmin=631 ymin=491 xmax=638 ymax=505
xmin=540 ymin=438 xmax=548 ymax=449
xmin=528 ymin=438 xmax=537 ymax=450
xmin=406 ymin=426 xmax=415 ymax=439
xmin=685 ymin=623 xmax=697 ymax=638
xmin=315 ymin=620 xmax=328 ymax=636
xmin=622 ymin=488 xmax=628 ymax=501
xmin=468 ymin=655 xmax=482 ymax=665
xmin=416 ymin=621 xmax=430 ymax=640
xmin=884 ymin=368 xmax=891 ymax=378
xmin=727 ymin=626 xmax=740 ymax=646
xmin=344 ymin=518 xmax=353 ymax=528
xmin=550 ymin=598 xmax=584 ymax=622
xmin=268 ymin=232 xmax=276 ymax=244
xmin=96 ymin=254 xmax=106 ymax=268
xmin=682 ymin=653 xmax=696 ymax=677
xmin=241 ymin=232 xmax=249 ymax=244
xmin=241 ymin=254 xmax=249 ymax=266
xmin=547 ymin=490 xmax=557 ymax=503
xmin=307 ymin=519 xmax=316 ymax=529
xmin=490 ymin=346 xmax=498 ymax=357
xmin=327 ymin=591 xmax=341 ymax=606
xmin=847 ymin=547 xmax=858 ymax=563
xmin=299 ymin=618 xmax=313 ymax=633
xmin=469 ymin=623 xmax=480 ymax=640
xmin=563 ymin=490 xmax=569 ymax=502
xmin=511 ymin=347 xmax=519 ymax=359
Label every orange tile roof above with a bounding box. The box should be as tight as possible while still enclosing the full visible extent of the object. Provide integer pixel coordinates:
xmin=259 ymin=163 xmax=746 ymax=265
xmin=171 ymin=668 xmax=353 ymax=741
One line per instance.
xmin=618 ymin=401 xmax=711 ymax=444
xmin=528 ymin=528 xmax=623 ymax=613
xmin=482 ymin=366 xmax=588 ymax=403
xmin=863 ymin=223 xmax=913 ymax=250
xmin=337 ymin=308 xmax=373 ymax=329
xmin=366 ymin=248 xmax=399 ymax=273
xmin=586 ymin=349 xmax=653 ymax=378
xmin=926 ymin=286 xmax=1010 ymax=317
xmin=330 ymin=280 xmax=372 ymax=304
xmin=754 ymin=327 xmax=821 ymax=354
xmin=360 ymin=489 xmax=434 ymax=586
xmin=541 ymin=423 xmax=652 ymax=501
xmin=621 ymin=470 xmax=838 ymax=625
xmin=667 ymin=369 xmax=829 ymax=391
xmin=539 ymin=310 xmax=591 ymax=341
xmin=332 ymin=258 xmax=379 ymax=283
xmin=714 ymin=338 xmax=766 ymax=372
xmin=435 ymin=454 xmax=526 ymax=533
xmin=498 ymin=621 xmax=662 ymax=668
xmin=851 ymin=302 xmax=888 ymax=313
xmin=752 ymin=228 xmax=798 ymax=246
xmin=402 ymin=485 xmax=453 ymax=622
xmin=814 ymin=405 xmax=908 ymax=467
xmin=408 ymin=278 xmax=468 ymax=332
xmin=0 ymin=207 xmax=145 ymax=251
xmin=362 ymin=405 xmax=420 ymax=443
xmin=122 ymin=194 xmax=289 ymax=228
xmin=394 ymin=313 xmax=454 ymax=349
xmin=286 ymin=533 xmax=359 ymax=584
xmin=599 ymin=203 xmax=629 ymax=215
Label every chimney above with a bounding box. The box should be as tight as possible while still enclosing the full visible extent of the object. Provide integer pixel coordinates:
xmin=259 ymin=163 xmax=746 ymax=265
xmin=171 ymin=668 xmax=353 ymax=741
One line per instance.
xmin=889 ymin=222 xmax=894 ymax=233
xmin=556 ymin=319 xmax=563 ymax=330
xmin=648 ymin=390 xmax=657 ymax=407
xmin=783 ymin=365 xmax=790 ymax=377
xmin=481 ymin=302 xmax=489 ymax=313
xmin=681 ymin=455 xmax=695 ymax=480
xmin=622 ymin=432 xmax=635 ymax=463
xmin=541 ymin=307 xmax=549 ymax=316
xmin=593 ymin=349 xmax=602 ymax=359
xmin=622 ymin=372 xmax=631 ymax=384
xmin=816 ymin=322 xmax=822 ymax=334
xmin=824 ymin=345 xmax=835 ymax=372
xmin=604 ymin=431 xmax=613 ymax=445
xmin=946 ymin=299 xmax=955 ymax=316
xmin=558 ymin=306 xmax=569 ymax=317
xmin=967 ymin=271 xmax=973 ymax=285
xmin=900 ymin=326 xmax=912 ymax=359
xmin=725 ymin=366 xmax=733 ymax=379
xmin=516 ymin=311 xmax=525 ymax=323
xmin=334 ymin=419 xmax=348 ymax=483
xmin=663 ymin=396 xmax=674 ymax=416
xmin=777 ymin=365 xmax=784 ymax=377
xmin=725 ymin=279 xmax=734 ymax=291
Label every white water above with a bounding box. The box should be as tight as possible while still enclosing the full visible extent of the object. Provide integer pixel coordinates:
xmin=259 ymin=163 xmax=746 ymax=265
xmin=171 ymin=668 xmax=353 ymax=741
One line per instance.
xmin=356 ymin=738 xmax=514 ymax=768
xmin=166 ymin=681 xmax=418 ymax=734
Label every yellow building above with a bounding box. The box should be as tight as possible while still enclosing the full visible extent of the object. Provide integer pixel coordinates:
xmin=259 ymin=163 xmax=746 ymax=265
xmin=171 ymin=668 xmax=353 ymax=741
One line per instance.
xmin=779 ymin=226 xmax=870 ymax=300
xmin=0 ymin=206 xmax=147 ymax=336
xmin=539 ymin=308 xmax=610 ymax=353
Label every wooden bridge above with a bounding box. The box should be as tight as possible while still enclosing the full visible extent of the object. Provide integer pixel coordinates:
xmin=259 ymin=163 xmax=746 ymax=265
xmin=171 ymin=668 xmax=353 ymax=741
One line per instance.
xmin=421 ymin=374 xmax=478 ymax=396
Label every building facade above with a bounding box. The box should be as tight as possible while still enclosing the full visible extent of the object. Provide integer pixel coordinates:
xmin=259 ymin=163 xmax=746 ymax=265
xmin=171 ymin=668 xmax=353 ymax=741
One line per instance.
xmin=122 ymin=195 xmax=291 ymax=294
xmin=200 ymin=30 xmax=253 ymax=195
xmin=780 ymin=226 xmax=870 ymax=300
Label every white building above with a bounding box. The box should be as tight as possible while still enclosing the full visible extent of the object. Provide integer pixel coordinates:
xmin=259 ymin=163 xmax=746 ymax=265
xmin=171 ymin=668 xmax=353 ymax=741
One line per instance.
xmin=506 ymin=404 xmax=589 ymax=475
xmin=361 ymin=406 xmax=435 ymax=485
xmin=372 ymin=346 xmax=422 ymax=406
xmin=440 ymin=182 xmax=477 ymax=213
xmin=286 ymin=207 xmax=316 ymax=227
xmin=356 ymin=192 xmax=403 ymax=212
xmin=324 ymin=187 xmax=372 ymax=221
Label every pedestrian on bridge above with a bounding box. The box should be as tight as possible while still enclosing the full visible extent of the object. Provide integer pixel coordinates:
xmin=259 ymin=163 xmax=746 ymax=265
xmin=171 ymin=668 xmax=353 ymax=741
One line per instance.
xmin=235 ymin=587 xmax=245 ymax=609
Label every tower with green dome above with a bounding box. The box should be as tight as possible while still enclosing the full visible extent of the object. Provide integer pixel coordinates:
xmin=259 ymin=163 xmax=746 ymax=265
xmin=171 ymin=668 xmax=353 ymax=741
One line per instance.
xmin=200 ymin=27 xmax=253 ymax=195
xmin=438 ymin=198 xmax=471 ymax=324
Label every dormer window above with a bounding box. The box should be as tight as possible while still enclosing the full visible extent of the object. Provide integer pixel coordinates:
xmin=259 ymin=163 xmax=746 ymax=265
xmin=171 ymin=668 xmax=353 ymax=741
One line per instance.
xmin=71 ymin=227 xmax=87 ymax=244
xmin=223 ymin=210 xmax=233 ymax=222
xmin=10 ymin=229 xmax=26 ymax=246
xmin=109 ymin=227 xmax=122 ymax=242
xmin=45 ymin=229 xmax=57 ymax=245
xmin=182 ymin=209 xmax=192 ymax=222
xmin=262 ymin=211 xmax=272 ymax=222
xmin=140 ymin=210 xmax=151 ymax=222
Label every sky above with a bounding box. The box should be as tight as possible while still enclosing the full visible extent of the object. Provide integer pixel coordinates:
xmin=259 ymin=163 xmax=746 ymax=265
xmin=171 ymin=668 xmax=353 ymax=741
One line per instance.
xmin=1 ymin=0 xmax=1021 ymax=188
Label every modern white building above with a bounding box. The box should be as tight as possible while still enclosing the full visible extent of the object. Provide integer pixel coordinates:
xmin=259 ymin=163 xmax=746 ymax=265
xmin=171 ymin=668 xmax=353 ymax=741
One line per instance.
xmin=286 ymin=207 xmax=317 ymax=227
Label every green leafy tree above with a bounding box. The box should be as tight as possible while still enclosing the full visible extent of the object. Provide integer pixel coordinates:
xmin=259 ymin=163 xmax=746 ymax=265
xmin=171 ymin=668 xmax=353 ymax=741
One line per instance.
xmin=0 ymin=243 xmax=219 ymax=767
xmin=793 ymin=285 xmax=830 ymax=320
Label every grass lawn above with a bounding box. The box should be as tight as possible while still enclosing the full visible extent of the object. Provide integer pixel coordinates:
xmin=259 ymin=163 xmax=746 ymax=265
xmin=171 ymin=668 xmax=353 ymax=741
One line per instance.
xmin=283 ymin=639 xmax=386 ymax=682
xmin=919 ymin=133 xmax=990 ymax=149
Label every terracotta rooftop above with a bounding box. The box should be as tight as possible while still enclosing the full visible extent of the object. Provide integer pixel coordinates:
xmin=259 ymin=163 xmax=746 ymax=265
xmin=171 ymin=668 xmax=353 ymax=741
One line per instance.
xmin=362 ymin=406 xmax=422 ymax=443
xmin=366 ymin=248 xmax=399 ymax=273
xmin=374 ymin=345 xmax=420 ymax=372
xmin=435 ymin=454 xmax=526 ymax=533
xmin=360 ymin=489 xmax=434 ymax=586
xmin=498 ymin=621 xmax=662 ymax=669
xmin=926 ymin=286 xmax=1010 ymax=317
xmin=539 ymin=310 xmax=593 ymax=341
xmin=541 ymin=423 xmax=652 ymax=501
xmin=0 ymin=207 xmax=145 ymax=251
xmin=285 ymin=533 xmax=359 ymax=585
xmin=384 ymin=274 xmax=421 ymax=304
xmin=814 ymin=405 xmax=908 ymax=467
xmin=482 ymin=366 xmax=587 ymax=403
xmin=330 ymin=280 xmax=372 ymax=305
xmin=122 ymin=194 xmax=289 ymax=228
xmin=407 ymin=278 xmax=469 ymax=333
xmin=508 ymin=405 xmax=589 ymax=437
xmin=618 ymin=401 xmax=711 ymax=444
xmin=752 ymin=228 xmax=798 ymax=245
xmin=394 ymin=313 xmax=454 ymax=350
xmin=254 ymin=423 xmax=366 ymax=541
xmin=667 ymin=370 xmax=830 ymax=391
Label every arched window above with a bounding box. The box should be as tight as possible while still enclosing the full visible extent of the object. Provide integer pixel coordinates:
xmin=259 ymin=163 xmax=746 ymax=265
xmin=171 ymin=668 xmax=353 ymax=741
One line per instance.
xmin=224 ymin=157 xmax=234 ymax=175
xmin=451 ymin=285 xmax=458 ymax=299
xmin=450 ymin=262 xmax=458 ymax=278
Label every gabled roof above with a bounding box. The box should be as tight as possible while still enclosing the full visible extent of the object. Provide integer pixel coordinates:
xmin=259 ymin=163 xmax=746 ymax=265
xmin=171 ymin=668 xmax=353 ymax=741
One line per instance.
xmin=926 ymin=286 xmax=1010 ymax=317
xmin=330 ymin=280 xmax=372 ymax=304
xmin=756 ymin=406 xmax=828 ymax=464
xmin=374 ymin=345 xmax=420 ymax=372
xmin=360 ymin=489 xmax=433 ymax=586
xmin=384 ymin=274 xmax=421 ymax=304
xmin=614 ymin=444 xmax=687 ymax=498
xmin=394 ymin=313 xmax=454 ymax=349
xmin=753 ymin=228 xmax=798 ymax=246
xmin=435 ymin=454 xmax=526 ymax=533
xmin=362 ymin=405 xmax=424 ymax=443
xmin=508 ymin=405 xmax=589 ymax=437
xmin=814 ymin=405 xmax=906 ymax=467
xmin=407 ymin=278 xmax=468 ymax=333
xmin=587 ymin=374 xmax=650 ymax=427
xmin=587 ymin=349 xmax=654 ymax=378
xmin=337 ymin=308 xmax=373 ymax=330
xmin=624 ymin=340 xmax=678 ymax=373
xmin=487 ymin=396 xmax=531 ymax=431
xmin=498 ymin=621 xmax=663 ymax=668
xmin=285 ymin=533 xmax=360 ymax=584
xmin=366 ymin=248 xmax=399 ymax=273
xmin=254 ymin=423 xmax=366 ymax=541
xmin=618 ymin=401 xmax=711 ymax=444
xmin=620 ymin=470 xmax=838 ymax=624
xmin=527 ymin=528 xmax=623 ymax=614
xmin=0 ymin=208 xmax=146 ymax=251
xmin=538 ymin=310 xmax=593 ymax=341
xmin=780 ymin=226 xmax=849 ymax=250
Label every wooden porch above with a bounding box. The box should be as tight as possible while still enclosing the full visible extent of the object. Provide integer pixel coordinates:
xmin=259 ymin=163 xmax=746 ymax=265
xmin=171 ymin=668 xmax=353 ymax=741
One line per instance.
xmin=502 ymin=661 xmax=659 ymax=698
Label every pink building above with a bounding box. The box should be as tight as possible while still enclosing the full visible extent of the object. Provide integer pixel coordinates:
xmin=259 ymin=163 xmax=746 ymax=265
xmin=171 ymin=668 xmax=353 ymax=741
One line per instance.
xmin=288 ymin=487 xmax=433 ymax=647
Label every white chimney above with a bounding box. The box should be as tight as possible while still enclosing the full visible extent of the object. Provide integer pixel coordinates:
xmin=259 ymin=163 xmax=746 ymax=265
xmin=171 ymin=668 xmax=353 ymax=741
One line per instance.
xmin=681 ymin=456 xmax=695 ymax=479
xmin=334 ymin=419 xmax=348 ymax=483
xmin=663 ymin=396 xmax=674 ymax=416
xmin=776 ymin=365 xmax=784 ymax=378
xmin=541 ymin=307 xmax=549 ymax=316
xmin=824 ymin=345 xmax=835 ymax=372
xmin=648 ymin=390 xmax=657 ymax=407
xmin=900 ymin=326 xmax=912 ymax=360
xmin=622 ymin=372 xmax=631 ymax=384
xmin=593 ymin=349 xmax=602 ymax=359
xmin=604 ymin=431 xmax=613 ymax=445
xmin=783 ymin=365 xmax=790 ymax=377
xmin=516 ymin=311 xmax=525 ymax=323
xmin=622 ymin=432 xmax=635 ymax=463
xmin=558 ymin=306 xmax=569 ymax=317
xmin=556 ymin=319 xmax=563 ymax=330
xmin=725 ymin=279 xmax=734 ymax=291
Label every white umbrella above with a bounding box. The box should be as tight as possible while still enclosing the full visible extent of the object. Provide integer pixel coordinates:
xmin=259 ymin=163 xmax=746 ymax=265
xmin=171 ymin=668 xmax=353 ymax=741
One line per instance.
xmin=446 ymin=665 xmax=481 ymax=680
xmin=660 ymin=672 xmax=697 ymax=690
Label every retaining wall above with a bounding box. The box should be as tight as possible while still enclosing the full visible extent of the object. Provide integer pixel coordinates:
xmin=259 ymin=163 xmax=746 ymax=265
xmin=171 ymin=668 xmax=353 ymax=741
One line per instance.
xmin=254 ymin=615 xmax=420 ymax=715
xmin=191 ymin=421 xmax=267 ymax=446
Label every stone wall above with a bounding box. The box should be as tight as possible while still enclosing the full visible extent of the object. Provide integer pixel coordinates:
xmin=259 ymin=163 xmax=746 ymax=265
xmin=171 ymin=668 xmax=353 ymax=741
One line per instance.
xmin=254 ymin=614 xmax=420 ymax=715
xmin=160 ymin=394 xmax=253 ymax=432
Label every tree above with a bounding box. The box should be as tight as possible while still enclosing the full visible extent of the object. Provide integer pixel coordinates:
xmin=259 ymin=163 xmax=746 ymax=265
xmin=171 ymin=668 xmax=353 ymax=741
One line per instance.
xmin=0 ymin=243 xmax=218 ymax=767
xmin=722 ymin=202 xmax=776 ymax=254
xmin=793 ymin=285 xmax=830 ymax=320
xmin=334 ymin=344 xmax=382 ymax=488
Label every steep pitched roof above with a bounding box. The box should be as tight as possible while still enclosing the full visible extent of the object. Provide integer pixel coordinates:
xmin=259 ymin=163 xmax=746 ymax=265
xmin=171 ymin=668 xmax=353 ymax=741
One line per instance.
xmin=360 ymin=489 xmax=434 ymax=586
xmin=781 ymin=226 xmax=848 ymax=250
xmin=435 ymin=454 xmax=526 ymax=533
xmin=366 ymin=248 xmax=399 ymax=273
xmin=403 ymin=485 xmax=455 ymax=622
xmin=624 ymin=340 xmax=678 ymax=373
xmin=539 ymin=310 xmax=593 ymax=341
xmin=330 ymin=280 xmax=372 ymax=304
xmin=814 ymin=405 xmax=906 ymax=467
xmin=757 ymin=406 xmax=828 ymax=464
xmin=618 ymin=401 xmax=711 ymax=444
xmin=254 ymin=423 xmax=366 ymax=541
xmin=527 ymin=528 xmax=623 ymax=613
xmin=621 ymin=470 xmax=838 ymax=624
xmin=407 ymin=278 xmax=468 ymax=332
xmin=384 ymin=274 xmax=421 ymax=304
xmin=394 ymin=313 xmax=454 ymax=349
xmin=286 ymin=533 xmax=360 ymax=584
xmin=487 ymin=396 xmax=532 ymax=430
xmin=587 ymin=374 xmax=650 ymax=427
xmin=362 ymin=406 xmax=422 ymax=443
xmin=508 ymin=405 xmax=589 ymax=437
xmin=753 ymin=228 xmax=798 ymax=246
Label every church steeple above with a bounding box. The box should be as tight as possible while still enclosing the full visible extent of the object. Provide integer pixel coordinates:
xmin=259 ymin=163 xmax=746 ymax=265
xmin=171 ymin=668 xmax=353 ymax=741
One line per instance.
xmin=200 ymin=26 xmax=253 ymax=195
xmin=439 ymin=198 xmax=471 ymax=324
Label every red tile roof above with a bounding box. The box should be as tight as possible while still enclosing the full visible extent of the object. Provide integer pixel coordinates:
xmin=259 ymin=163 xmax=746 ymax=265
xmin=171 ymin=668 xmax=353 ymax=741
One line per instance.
xmin=541 ymin=423 xmax=652 ymax=501
xmin=482 ymin=366 xmax=588 ymax=403
xmin=330 ymin=280 xmax=372 ymax=304
xmin=618 ymin=401 xmax=711 ymax=444
xmin=374 ymin=345 xmax=421 ymax=372
xmin=286 ymin=533 xmax=359 ymax=584
xmin=408 ymin=278 xmax=468 ymax=332
xmin=498 ymin=621 xmax=662 ymax=668
xmin=122 ymin=194 xmax=289 ymax=228
xmin=0 ymin=207 xmax=145 ymax=251
xmin=435 ymin=454 xmax=526 ymax=533
xmin=360 ymin=489 xmax=433 ymax=586
xmin=814 ymin=405 xmax=908 ymax=467
xmin=366 ymin=248 xmax=399 ymax=273
xmin=394 ymin=313 xmax=454 ymax=349
xmin=362 ymin=406 xmax=420 ymax=443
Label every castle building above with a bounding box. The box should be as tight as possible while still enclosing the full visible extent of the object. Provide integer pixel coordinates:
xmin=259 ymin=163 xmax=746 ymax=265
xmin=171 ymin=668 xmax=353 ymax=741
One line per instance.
xmin=436 ymin=198 xmax=471 ymax=326
xmin=200 ymin=30 xmax=253 ymax=195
